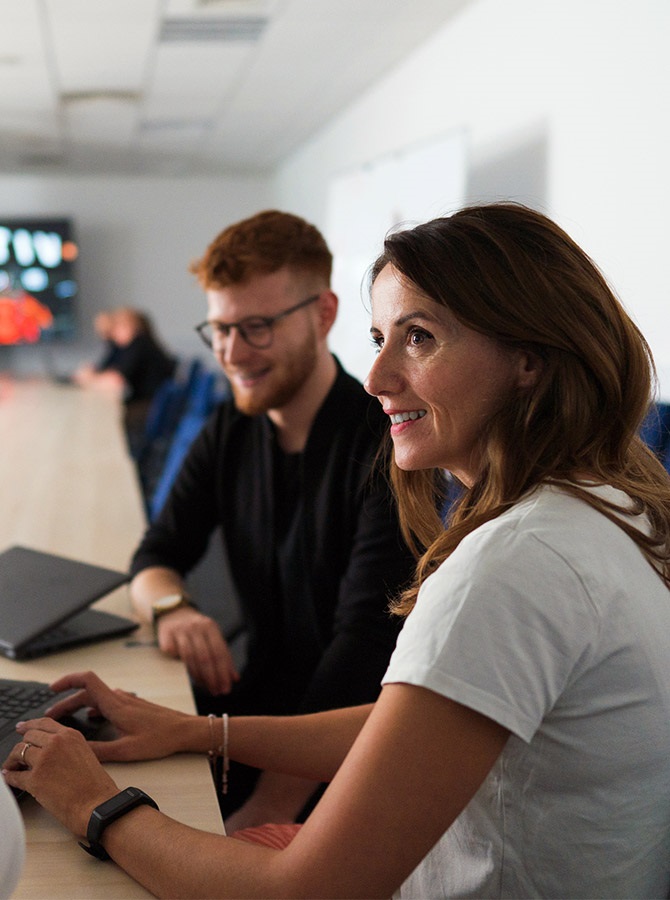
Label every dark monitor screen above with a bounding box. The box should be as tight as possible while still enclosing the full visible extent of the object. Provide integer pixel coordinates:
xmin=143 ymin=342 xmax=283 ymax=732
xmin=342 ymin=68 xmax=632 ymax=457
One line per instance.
xmin=0 ymin=217 xmax=79 ymax=346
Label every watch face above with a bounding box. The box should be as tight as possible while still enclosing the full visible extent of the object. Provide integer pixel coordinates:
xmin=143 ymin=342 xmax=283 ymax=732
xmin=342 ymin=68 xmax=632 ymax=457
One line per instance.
xmin=153 ymin=594 xmax=184 ymax=613
xmin=99 ymin=787 xmax=142 ymax=817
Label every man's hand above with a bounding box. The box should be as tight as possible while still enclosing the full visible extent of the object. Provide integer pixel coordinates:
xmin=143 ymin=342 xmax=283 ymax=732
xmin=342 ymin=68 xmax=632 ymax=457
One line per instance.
xmin=156 ymin=606 xmax=240 ymax=696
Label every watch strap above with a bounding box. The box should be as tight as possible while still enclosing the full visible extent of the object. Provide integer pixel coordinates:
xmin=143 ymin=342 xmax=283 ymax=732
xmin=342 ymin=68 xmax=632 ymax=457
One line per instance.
xmin=151 ymin=593 xmax=196 ymax=623
xmin=79 ymin=786 xmax=159 ymax=860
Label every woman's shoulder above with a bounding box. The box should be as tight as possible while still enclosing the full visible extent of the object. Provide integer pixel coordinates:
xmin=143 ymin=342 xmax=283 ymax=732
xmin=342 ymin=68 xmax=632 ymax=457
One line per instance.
xmin=432 ymin=482 xmax=666 ymax=613
xmin=466 ymin=482 xmax=639 ymax=545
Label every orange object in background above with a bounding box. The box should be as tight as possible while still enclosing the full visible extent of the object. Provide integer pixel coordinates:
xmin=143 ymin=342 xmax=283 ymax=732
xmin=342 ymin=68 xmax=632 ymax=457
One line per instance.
xmin=0 ymin=292 xmax=54 ymax=344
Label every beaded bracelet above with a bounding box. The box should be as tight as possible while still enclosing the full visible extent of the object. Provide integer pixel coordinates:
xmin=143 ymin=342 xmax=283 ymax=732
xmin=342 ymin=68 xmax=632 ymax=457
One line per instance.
xmin=207 ymin=713 xmax=229 ymax=795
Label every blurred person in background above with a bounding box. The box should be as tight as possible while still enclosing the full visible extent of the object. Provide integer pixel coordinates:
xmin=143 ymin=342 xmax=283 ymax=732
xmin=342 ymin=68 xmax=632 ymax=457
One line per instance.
xmin=74 ymin=307 xmax=175 ymax=457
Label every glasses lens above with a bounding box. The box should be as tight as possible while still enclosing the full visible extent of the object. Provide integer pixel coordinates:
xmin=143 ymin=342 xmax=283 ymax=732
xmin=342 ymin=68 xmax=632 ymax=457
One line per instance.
xmin=239 ymin=318 xmax=273 ymax=348
xmin=197 ymin=323 xmax=215 ymax=347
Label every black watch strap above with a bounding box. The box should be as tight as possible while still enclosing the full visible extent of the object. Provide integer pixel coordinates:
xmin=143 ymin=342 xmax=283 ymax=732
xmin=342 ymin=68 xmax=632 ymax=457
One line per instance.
xmin=79 ymin=787 xmax=159 ymax=861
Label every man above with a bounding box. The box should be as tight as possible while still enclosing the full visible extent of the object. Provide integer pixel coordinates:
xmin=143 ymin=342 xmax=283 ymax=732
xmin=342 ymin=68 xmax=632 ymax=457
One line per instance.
xmin=129 ymin=210 xmax=413 ymax=830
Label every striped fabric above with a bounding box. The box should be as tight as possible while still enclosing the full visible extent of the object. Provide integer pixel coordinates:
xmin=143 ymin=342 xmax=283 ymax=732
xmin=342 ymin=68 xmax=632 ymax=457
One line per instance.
xmin=230 ymin=822 xmax=302 ymax=850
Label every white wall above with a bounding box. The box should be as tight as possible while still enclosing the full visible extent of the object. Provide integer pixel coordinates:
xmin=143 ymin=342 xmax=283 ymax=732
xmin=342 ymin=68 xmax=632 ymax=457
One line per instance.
xmin=275 ymin=0 xmax=670 ymax=396
xmin=325 ymin=131 xmax=467 ymax=380
xmin=2 ymin=2 xmax=669 ymax=392
xmin=0 ymin=174 xmax=272 ymax=375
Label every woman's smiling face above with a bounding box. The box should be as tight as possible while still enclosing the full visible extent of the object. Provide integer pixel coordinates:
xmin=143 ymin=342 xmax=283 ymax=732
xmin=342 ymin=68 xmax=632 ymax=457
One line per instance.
xmin=365 ymin=264 xmax=529 ymax=486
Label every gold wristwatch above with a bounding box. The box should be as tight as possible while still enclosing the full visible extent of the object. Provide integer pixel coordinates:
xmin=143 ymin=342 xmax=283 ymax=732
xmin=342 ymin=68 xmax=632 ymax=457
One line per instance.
xmin=151 ymin=593 xmax=195 ymax=622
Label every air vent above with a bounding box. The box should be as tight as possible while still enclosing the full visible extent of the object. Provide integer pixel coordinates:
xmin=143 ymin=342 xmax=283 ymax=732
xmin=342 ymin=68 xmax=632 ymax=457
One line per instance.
xmin=61 ymin=90 xmax=141 ymax=105
xmin=139 ymin=119 xmax=212 ymax=134
xmin=193 ymin=0 xmax=275 ymax=12
xmin=160 ymin=17 xmax=268 ymax=42
xmin=195 ymin=0 xmax=268 ymax=6
xmin=17 ymin=152 xmax=64 ymax=168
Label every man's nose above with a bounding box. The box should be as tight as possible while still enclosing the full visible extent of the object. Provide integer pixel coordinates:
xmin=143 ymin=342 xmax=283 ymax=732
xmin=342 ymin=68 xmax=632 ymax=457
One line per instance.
xmin=220 ymin=325 xmax=252 ymax=366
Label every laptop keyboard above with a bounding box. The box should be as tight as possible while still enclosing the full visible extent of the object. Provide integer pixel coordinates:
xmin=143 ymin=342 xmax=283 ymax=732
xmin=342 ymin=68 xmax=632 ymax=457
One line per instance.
xmin=0 ymin=678 xmax=115 ymax=803
xmin=0 ymin=679 xmax=60 ymax=738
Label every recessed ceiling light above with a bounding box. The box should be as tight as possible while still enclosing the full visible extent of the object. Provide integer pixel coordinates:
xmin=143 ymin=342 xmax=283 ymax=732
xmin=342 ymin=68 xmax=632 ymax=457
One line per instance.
xmin=160 ymin=17 xmax=267 ymax=41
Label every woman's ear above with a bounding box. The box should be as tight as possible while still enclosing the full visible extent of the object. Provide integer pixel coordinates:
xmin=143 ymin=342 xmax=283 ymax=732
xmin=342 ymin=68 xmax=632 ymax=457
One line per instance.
xmin=516 ymin=349 xmax=544 ymax=390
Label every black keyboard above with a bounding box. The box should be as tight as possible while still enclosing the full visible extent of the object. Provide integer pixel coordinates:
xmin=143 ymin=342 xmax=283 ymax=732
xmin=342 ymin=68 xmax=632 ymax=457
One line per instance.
xmin=0 ymin=678 xmax=106 ymax=798
xmin=0 ymin=679 xmax=60 ymax=739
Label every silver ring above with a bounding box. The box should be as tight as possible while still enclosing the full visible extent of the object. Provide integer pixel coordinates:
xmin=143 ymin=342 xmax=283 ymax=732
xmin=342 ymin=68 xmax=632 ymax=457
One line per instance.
xmin=20 ymin=741 xmax=32 ymax=764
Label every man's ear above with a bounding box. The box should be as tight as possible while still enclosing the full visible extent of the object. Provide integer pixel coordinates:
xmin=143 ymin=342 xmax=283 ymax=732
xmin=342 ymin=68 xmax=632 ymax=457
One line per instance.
xmin=516 ymin=349 xmax=544 ymax=390
xmin=317 ymin=290 xmax=338 ymax=338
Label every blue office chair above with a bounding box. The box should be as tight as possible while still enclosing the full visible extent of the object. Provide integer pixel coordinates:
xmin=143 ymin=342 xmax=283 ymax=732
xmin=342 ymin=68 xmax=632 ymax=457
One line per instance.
xmin=639 ymin=402 xmax=670 ymax=456
xmin=136 ymin=358 xmax=206 ymax=503
xmin=146 ymin=368 xmax=229 ymax=521
xmin=141 ymin=357 xmax=203 ymax=446
xmin=147 ymin=412 xmax=209 ymax=521
xmin=639 ymin=402 xmax=670 ymax=473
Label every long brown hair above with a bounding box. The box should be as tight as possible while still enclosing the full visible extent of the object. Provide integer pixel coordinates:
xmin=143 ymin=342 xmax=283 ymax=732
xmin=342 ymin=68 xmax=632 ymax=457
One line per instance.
xmin=371 ymin=204 xmax=670 ymax=615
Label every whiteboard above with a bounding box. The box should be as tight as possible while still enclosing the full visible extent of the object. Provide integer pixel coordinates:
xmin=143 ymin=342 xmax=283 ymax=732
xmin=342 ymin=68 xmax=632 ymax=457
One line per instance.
xmin=325 ymin=130 xmax=467 ymax=382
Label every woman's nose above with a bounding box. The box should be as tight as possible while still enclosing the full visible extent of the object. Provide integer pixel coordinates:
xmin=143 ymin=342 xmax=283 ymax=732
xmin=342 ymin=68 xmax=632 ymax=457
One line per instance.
xmin=365 ymin=347 xmax=396 ymax=398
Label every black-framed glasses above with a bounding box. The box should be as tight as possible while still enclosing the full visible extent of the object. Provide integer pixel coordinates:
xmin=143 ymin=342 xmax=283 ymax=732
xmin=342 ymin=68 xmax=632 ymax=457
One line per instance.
xmin=195 ymin=294 xmax=320 ymax=350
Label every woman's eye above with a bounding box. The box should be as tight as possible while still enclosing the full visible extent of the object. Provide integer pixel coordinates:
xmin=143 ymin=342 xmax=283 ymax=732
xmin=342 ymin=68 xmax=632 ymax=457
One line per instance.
xmin=408 ymin=327 xmax=431 ymax=346
xmin=370 ymin=334 xmax=384 ymax=352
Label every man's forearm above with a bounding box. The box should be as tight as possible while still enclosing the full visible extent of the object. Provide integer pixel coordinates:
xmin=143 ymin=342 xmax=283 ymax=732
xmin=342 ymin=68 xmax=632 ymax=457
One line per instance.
xmin=130 ymin=566 xmax=188 ymax=622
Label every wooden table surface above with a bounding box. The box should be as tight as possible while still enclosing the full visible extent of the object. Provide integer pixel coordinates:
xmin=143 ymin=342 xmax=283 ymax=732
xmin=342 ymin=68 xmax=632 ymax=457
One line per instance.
xmin=0 ymin=377 xmax=223 ymax=898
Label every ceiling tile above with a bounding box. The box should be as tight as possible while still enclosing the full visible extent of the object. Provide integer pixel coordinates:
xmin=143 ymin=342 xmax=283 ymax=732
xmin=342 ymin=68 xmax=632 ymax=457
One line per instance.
xmin=0 ymin=0 xmax=472 ymax=176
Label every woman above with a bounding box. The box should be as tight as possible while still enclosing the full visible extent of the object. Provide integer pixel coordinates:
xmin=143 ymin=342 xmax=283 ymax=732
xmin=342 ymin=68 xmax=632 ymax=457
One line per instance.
xmin=73 ymin=306 xmax=176 ymax=458
xmin=4 ymin=204 xmax=670 ymax=898
xmin=0 ymin=777 xmax=24 ymax=898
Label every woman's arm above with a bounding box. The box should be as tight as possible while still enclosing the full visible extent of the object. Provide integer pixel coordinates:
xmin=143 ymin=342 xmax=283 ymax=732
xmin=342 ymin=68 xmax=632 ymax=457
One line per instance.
xmin=229 ymin=703 xmax=374 ymax=783
xmin=41 ymin=671 xmax=372 ymax=780
xmin=72 ymin=367 xmax=125 ymax=392
xmin=4 ymin=677 xmax=508 ymax=898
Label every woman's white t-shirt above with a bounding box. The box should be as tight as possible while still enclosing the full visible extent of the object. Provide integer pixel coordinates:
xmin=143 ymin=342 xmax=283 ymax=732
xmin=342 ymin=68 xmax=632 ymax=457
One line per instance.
xmin=0 ymin=778 xmax=25 ymax=899
xmin=384 ymin=485 xmax=670 ymax=898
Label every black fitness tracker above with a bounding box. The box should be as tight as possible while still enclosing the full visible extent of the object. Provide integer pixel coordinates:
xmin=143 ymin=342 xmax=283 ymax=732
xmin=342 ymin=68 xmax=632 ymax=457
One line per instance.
xmin=79 ymin=786 xmax=159 ymax=860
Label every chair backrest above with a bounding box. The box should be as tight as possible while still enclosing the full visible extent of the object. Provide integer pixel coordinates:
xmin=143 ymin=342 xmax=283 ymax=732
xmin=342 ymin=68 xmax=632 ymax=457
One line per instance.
xmin=185 ymin=369 xmax=218 ymax=417
xmin=640 ymin=402 xmax=670 ymax=476
xmin=640 ymin=402 xmax=670 ymax=458
xmin=135 ymin=358 xmax=205 ymax=500
xmin=141 ymin=358 xmax=203 ymax=444
xmin=142 ymin=361 xmax=229 ymax=518
xmin=148 ymin=411 xmax=209 ymax=521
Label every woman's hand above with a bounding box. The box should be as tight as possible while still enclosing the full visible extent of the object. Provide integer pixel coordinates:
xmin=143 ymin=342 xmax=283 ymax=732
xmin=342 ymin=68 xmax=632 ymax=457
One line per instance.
xmin=42 ymin=670 xmax=196 ymax=762
xmin=2 ymin=719 xmax=119 ymax=837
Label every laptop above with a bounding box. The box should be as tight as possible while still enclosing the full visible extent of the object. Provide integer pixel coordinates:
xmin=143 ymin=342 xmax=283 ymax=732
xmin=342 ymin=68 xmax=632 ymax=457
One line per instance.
xmin=0 ymin=545 xmax=138 ymax=660
xmin=0 ymin=677 xmax=112 ymax=798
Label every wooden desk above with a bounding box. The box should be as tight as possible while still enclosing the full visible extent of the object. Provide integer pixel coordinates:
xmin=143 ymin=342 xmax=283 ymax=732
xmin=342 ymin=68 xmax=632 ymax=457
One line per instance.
xmin=0 ymin=378 xmax=223 ymax=899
